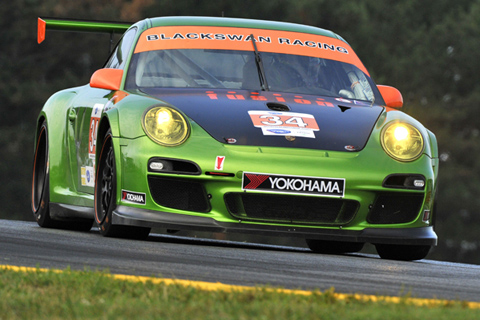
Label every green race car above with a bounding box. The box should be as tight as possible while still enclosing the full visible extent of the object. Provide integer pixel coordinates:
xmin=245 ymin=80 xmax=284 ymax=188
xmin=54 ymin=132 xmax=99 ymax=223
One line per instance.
xmin=32 ymin=16 xmax=439 ymax=261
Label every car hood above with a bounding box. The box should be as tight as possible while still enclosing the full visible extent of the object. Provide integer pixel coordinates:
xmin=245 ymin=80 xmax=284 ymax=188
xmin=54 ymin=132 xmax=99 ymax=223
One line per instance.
xmin=141 ymin=88 xmax=384 ymax=152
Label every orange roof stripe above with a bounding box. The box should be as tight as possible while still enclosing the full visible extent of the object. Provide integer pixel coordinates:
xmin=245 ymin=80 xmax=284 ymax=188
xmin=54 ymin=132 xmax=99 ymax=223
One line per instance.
xmin=134 ymin=26 xmax=368 ymax=74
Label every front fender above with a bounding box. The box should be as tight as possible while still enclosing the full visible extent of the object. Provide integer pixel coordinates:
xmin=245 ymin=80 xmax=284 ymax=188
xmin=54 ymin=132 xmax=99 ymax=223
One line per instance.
xmin=426 ymin=128 xmax=439 ymax=183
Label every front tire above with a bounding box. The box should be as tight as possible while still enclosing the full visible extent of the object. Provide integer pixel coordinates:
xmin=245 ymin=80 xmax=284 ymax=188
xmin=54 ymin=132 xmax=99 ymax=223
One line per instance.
xmin=375 ymin=244 xmax=431 ymax=261
xmin=95 ymin=130 xmax=150 ymax=239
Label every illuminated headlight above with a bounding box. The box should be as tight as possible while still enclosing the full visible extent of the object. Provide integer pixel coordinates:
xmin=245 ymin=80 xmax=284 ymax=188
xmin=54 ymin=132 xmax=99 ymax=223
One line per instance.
xmin=142 ymin=106 xmax=190 ymax=146
xmin=381 ymin=122 xmax=424 ymax=161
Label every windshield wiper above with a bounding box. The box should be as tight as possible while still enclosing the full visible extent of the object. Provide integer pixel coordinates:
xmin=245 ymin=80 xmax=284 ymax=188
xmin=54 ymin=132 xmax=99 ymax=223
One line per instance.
xmin=250 ymin=34 xmax=269 ymax=91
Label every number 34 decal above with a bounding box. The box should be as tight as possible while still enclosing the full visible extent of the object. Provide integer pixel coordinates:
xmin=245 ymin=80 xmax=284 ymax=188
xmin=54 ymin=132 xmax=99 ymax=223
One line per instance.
xmin=88 ymin=103 xmax=105 ymax=160
xmin=248 ymin=110 xmax=319 ymax=138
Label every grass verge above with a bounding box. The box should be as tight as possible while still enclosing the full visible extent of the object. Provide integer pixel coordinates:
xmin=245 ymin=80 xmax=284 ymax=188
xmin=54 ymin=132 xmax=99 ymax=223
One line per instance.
xmin=0 ymin=266 xmax=479 ymax=319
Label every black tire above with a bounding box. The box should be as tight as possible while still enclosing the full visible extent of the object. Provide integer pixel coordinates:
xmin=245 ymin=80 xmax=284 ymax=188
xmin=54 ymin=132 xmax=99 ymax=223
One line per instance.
xmin=32 ymin=121 xmax=93 ymax=231
xmin=95 ymin=130 xmax=150 ymax=239
xmin=306 ymin=239 xmax=364 ymax=254
xmin=375 ymin=244 xmax=431 ymax=261
xmin=32 ymin=121 xmax=54 ymax=227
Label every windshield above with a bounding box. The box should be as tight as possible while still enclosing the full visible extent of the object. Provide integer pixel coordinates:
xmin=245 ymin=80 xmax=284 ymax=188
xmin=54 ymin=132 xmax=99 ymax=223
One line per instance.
xmin=126 ymin=26 xmax=382 ymax=102
xmin=127 ymin=49 xmax=379 ymax=102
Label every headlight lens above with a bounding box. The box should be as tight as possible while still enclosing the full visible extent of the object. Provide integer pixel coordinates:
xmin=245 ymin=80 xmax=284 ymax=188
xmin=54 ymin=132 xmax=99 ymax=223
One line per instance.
xmin=142 ymin=106 xmax=190 ymax=146
xmin=381 ymin=122 xmax=424 ymax=161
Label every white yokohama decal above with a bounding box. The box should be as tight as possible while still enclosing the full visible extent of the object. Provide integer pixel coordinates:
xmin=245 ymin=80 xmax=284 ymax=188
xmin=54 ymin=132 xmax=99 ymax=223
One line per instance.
xmin=242 ymin=172 xmax=345 ymax=197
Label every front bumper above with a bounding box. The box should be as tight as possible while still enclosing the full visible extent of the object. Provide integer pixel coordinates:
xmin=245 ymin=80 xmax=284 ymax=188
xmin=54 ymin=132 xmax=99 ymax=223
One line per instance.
xmin=115 ymin=129 xmax=438 ymax=247
xmin=112 ymin=205 xmax=437 ymax=246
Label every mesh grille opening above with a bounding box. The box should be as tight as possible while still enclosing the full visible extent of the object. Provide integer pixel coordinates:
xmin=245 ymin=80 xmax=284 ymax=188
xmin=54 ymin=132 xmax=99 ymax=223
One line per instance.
xmin=225 ymin=193 xmax=358 ymax=225
xmin=367 ymin=193 xmax=424 ymax=224
xmin=148 ymin=176 xmax=210 ymax=212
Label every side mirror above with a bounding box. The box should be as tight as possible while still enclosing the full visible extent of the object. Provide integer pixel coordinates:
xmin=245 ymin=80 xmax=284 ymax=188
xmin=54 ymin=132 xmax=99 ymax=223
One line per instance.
xmin=377 ymin=85 xmax=403 ymax=108
xmin=90 ymin=68 xmax=123 ymax=91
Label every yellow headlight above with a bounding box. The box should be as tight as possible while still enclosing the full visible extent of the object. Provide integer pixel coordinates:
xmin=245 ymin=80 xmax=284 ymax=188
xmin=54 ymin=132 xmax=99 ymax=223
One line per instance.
xmin=381 ymin=122 xmax=424 ymax=161
xmin=142 ymin=106 xmax=189 ymax=146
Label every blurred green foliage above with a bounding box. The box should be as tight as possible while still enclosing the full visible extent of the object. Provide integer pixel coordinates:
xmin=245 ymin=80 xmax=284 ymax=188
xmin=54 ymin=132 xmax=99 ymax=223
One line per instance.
xmin=1 ymin=0 xmax=480 ymax=263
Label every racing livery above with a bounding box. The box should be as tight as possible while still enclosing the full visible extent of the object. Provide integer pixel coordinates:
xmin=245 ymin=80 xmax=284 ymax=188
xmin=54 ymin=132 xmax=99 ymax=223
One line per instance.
xmin=32 ymin=16 xmax=439 ymax=261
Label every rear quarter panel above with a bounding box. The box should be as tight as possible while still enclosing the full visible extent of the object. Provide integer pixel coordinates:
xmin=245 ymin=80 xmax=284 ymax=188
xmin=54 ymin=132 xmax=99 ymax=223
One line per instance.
xmin=37 ymin=88 xmax=79 ymax=205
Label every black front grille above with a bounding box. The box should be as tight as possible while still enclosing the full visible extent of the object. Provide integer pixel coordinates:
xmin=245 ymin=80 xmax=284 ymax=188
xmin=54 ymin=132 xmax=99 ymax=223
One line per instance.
xmin=367 ymin=193 xmax=424 ymax=224
xmin=148 ymin=176 xmax=210 ymax=212
xmin=225 ymin=193 xmax=358 ymax=225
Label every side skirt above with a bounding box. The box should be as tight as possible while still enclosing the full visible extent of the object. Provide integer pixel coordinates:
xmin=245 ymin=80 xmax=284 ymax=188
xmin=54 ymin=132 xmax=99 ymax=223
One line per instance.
xmin=50 ymin=203 xmax=95 ymax=220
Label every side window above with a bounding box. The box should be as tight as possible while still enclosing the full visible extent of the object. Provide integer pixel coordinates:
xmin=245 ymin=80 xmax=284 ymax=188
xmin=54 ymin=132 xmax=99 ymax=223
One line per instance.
xmin=105 ymin=28 xmax=137 ymax=69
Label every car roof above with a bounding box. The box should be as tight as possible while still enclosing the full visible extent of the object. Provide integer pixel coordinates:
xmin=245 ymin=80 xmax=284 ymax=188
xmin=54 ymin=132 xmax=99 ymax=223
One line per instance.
xmin=140 ymin=16 xmax=347 ymax=43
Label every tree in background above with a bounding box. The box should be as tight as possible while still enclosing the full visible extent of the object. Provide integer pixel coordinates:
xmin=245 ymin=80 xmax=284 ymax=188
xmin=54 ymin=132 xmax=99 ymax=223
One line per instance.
xmin=1 ymin=0 xmax=480 ymax=263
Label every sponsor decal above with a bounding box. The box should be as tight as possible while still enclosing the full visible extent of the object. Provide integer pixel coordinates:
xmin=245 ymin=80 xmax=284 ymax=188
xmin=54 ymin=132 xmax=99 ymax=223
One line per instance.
xmin=144 ymin=32 xmax=349 ymax=54
xmin=205 ymin=91 xmax=336 ymax=107
xmin=267 ymin=129 xmax=291 ymax=135
xmin=121 ymin=190 xmax=146 ymax=205
xmin=139 ymin=27 xmax=350 ymax=56
xmin=80 ymin=166 xmax=95 ymax=187
xmin=248 ymin=110 xmax=319 ymax=138
xmin=242 ymin=172 xmax=345 ymax=197
xmin=215 ymin=156 xmax=225 ymax=170
xmin=88 ymin=103 xmax=105 ymax=160
xmin=134 ymin=26 xmax=368 ymax=74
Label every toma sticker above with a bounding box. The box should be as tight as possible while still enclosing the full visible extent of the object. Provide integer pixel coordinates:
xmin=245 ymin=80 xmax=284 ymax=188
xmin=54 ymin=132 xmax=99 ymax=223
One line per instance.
xmin=121 ymin=190 xmax=146 ymax=205
xmin=242 ymin=172 xmax=345 ymax=197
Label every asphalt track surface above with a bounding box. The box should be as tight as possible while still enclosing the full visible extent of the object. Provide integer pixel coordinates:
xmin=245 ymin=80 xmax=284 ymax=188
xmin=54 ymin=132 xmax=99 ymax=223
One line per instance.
xmin=1 ymin=219 xmax=480 ymax=302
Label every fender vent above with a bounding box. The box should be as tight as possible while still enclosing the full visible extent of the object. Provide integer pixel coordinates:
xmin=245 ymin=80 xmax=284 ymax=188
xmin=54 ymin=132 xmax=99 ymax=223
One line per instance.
xmin=266 ymin=102 xmax=290 ymax=111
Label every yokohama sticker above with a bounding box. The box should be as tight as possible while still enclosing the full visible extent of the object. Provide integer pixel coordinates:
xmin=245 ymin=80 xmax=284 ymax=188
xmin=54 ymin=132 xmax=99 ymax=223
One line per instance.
xmin=242 ymin=172 xmax=345 ymax=197
xmin=121 ymin=190 xmax=146 ymax=205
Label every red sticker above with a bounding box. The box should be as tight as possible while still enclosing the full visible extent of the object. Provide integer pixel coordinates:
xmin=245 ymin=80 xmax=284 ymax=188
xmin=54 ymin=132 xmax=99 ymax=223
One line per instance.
xmin=215 ymin=156 xmax=225 ymax=170
xmin=88 ymin=104 xmax=104 ymax=160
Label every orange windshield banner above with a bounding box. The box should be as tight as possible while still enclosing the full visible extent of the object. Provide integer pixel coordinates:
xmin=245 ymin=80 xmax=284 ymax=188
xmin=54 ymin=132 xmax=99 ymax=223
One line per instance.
xmin=134 ymin=26 xmax=368 ymax=74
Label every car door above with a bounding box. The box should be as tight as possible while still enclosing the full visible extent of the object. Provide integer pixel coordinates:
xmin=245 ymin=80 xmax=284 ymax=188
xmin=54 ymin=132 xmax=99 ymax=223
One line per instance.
xmin=68 ymin=27 xmax=138 ymax=195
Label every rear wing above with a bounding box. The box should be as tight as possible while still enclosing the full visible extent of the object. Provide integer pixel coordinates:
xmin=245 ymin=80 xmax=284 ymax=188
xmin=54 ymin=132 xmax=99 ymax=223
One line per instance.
xmin=37 ymin=17 xmax=131 ymax=44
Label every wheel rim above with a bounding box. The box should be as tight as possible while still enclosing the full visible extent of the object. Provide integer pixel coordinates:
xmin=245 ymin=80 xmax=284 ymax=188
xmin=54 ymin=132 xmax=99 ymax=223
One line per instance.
xmin=96 ymin=137 xmax=115 ymax=224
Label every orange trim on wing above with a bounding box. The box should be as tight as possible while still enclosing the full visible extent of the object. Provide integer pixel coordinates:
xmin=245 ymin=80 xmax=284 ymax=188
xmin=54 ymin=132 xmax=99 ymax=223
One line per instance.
xmin=134 ymin=26 xmax=368 ymax=74
xmin=38 ymin=18 xmax=46 ymax=44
